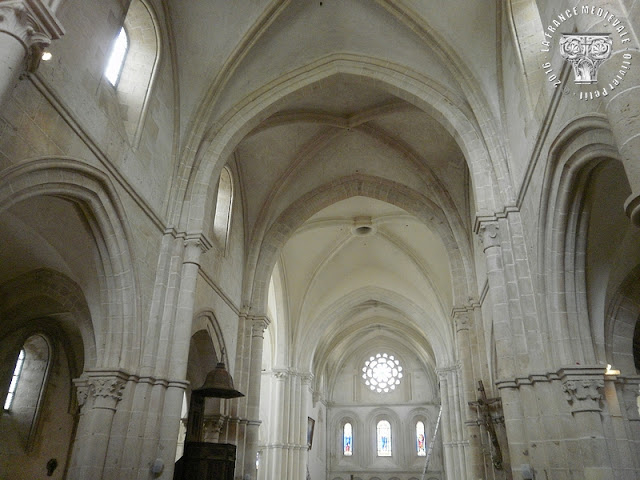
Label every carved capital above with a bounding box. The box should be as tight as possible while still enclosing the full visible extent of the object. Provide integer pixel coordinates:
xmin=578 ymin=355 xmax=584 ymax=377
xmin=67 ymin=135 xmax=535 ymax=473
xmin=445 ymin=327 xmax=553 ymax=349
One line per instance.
xmin=0 ymin=0 xmax=64 ymax=73
xmin=558 ymin=368 xmax=605 ymax=413
xmin=89 ymin=376 xmax=127 ymax=402
xmin=273 ymin=369 xmax=288 ymax=380
xmin=73 ymin=377 xmax=90 ymax=408
xmin=454 ymin=312 xmax=472 ymax=332
xmin=562 ymin=378 xmax=604 ymax=412
xmin=184 ymin=232 xmax=212 ymax=256
xmin=251 ymin=318 xmax=268 ymax=338
xmin=301 ymin=373 xmax=314 ymax=385
xmin=478 ymin=222 xmax=500 ymax=250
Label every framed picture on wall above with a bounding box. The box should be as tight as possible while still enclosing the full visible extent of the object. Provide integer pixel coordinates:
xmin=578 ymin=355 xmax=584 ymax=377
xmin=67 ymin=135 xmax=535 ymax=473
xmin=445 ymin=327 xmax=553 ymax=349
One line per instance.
xmin=307 ymin=417 xmax=315 ymax=450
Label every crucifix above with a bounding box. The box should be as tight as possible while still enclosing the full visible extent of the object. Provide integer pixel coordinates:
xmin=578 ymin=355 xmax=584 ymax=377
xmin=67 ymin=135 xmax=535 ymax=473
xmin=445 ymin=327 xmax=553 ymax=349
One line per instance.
xmin=468 ymin=380 xmax=504 ymax=470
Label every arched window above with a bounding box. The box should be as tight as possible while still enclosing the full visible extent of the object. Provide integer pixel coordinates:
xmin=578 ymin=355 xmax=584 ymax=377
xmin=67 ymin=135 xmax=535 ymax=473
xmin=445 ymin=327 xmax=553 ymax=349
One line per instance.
xmin=376 ymin=420 xmax=391 ymax=456
xmin=416 ymin=421 xmax=426 ymax=456
xmin=343 ymin=422 xmax=353 ymax=456
xmin=105 ymin=27 xmax=128 ymax=86
xmin=104 ymin=0 xmax=160 ymax=146
xmin=4 ymin=349 xmax=25 ymax=410
xmin=213 ymin=167 xmax=233 ymax=251
xmin=2 ymin=335 xmax=51 ymax=449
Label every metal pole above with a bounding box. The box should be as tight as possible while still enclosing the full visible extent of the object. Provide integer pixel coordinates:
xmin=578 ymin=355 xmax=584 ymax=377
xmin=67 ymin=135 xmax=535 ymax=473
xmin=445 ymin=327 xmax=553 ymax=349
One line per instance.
xmin=422 ymin=404 xmax=443 ymax=480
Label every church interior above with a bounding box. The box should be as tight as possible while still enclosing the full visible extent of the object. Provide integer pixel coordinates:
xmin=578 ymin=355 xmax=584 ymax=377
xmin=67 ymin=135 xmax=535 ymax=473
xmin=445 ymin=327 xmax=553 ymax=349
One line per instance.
xmin=0 ymin=1 xmax=639 ymax=479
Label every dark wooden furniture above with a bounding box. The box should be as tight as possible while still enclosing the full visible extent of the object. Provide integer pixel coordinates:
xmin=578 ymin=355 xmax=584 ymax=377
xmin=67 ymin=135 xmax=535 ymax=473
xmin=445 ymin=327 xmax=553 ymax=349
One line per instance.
xmin=174 ymin=442 xmax=236 ymax=480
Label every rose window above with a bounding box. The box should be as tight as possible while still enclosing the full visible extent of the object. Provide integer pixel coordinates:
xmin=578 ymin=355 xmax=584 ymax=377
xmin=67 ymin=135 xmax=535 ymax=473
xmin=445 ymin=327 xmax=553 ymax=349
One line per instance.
xmin=362 ymin=353 xmax=403 ymax=393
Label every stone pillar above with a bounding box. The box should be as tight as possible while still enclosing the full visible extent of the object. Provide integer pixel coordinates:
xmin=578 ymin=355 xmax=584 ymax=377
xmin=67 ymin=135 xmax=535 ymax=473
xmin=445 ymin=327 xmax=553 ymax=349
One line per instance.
xmin=559 ymin=366 xmax=614 ymax=479
xmin=268 ymin=370 xmax=287 ymax=480
xmin=437 ymin=369 xmax=456 ymax=480
xmin=150 ymin=237 xmax=206 ymax=479
xmin=564 ymin=4 xmax=640 ymax=225
xmin=0 ymin=0 xmax=63 ymax=108
xmin=478 ymin=219 xmax=520 ymax=477
xmin=67 ymin=370 xmax=128 ymax=480
xmin=242 ymin=318 xmax=268 ymax=479
xmin=299 ymin=373 xmax=313 ymax=480
xmin=454 ymin=311 xmax=484 ymax=479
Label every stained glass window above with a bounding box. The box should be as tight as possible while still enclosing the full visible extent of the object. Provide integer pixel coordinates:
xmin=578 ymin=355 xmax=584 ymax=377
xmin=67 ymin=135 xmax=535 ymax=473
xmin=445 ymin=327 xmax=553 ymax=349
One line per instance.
xmin=416 ymin=421 xmax=427 ymax=456
xmin=343 ymin=422 xmax=353 ymax=456
xmin=376 ymin=420 xmax=391 ymax=456
xmin=362 ymin=353 xmax=403 ymax=393
xmin=4 ymin=349 xmax=25 ymax=410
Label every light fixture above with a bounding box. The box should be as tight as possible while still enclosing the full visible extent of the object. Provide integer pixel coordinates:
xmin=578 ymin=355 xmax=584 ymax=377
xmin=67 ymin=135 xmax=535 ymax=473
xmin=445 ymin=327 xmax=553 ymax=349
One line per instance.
xmin=41 ymin=51 xmax=52 ymax=61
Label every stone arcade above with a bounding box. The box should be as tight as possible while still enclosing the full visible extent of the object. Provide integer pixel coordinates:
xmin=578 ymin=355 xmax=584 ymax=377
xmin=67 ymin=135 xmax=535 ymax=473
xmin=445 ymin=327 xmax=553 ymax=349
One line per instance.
xmin=0 ymin=1 xmax=639 ymax=479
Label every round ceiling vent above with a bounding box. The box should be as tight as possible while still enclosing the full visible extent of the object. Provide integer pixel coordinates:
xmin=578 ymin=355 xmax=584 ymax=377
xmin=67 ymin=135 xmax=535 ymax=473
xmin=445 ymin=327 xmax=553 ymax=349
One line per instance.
xmin=351 ymin=216 xmax=376 ymax=236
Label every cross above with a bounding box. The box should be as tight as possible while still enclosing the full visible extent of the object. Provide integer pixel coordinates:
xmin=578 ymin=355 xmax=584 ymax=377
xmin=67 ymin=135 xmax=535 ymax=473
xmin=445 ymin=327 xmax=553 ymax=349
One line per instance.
xmin=468 ymin=380 xmax=504 ymax=470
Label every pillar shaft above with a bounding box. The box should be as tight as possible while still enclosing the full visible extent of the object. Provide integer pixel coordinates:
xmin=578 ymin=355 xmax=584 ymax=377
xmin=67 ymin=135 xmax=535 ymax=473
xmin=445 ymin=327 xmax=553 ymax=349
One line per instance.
xmin=454 ymin=312 xmax=484 ymax=479
xmin=0 ymin=0 xmax=63 ymax=108
xmin=241 ymin=318 xmax=267 ymax=479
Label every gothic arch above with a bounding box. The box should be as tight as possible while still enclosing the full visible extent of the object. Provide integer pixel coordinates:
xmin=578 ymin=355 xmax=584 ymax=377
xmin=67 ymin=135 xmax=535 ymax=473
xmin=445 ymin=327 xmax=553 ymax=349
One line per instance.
xmin=192 ymin=309 xmax=229 ymax=364
xmin=309 ymin=286 xmax=450 ymax=386
xmin=174 ymin=54 xmax=509 ymax=233
xmin=245 ymin=174 xmax=474 ymax=319
xmin=538 ymin=117 xmax=623 ymax=367
xmin=0 ymin=158 xmax=140 ymax=370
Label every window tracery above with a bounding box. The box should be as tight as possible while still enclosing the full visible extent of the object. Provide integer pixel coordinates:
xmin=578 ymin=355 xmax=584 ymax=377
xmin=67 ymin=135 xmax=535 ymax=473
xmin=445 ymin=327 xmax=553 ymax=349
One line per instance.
xmin=362 ymin=353 xmax=403 ymax=393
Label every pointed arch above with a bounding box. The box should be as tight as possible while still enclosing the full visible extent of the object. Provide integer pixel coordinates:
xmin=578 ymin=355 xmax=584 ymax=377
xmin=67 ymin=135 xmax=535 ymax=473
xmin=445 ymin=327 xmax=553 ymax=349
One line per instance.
xmin=245 ymin=175 xmax=473 ymax=319
xmin=538 ymin=117 xmax=623 ymax=367
xmin=173 ymin=54 xmax=508 ymax=234
xmin=0 ymin=158 xmax=140 ymax=370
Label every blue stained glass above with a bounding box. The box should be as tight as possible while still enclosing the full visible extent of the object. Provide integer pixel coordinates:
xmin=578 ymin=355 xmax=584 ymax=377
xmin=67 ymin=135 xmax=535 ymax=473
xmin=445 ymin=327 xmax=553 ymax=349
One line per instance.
xmin=343 ymin=422 xmax=353 ymax=456
xmin=416 ymin=421 xmax=427 ymax=456
xmin=376 ymin=420 xmax=391 ymax=456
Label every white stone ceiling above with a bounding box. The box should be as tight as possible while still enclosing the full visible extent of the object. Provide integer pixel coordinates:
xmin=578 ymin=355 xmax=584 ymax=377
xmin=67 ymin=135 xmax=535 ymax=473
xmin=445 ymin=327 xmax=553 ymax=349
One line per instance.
xmin=168 ymin=0 xmax=494 ymax=380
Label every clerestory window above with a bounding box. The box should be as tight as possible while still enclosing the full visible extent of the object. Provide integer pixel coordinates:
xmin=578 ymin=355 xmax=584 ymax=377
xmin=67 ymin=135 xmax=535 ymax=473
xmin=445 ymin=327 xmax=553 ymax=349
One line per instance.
xmin=213 ymin=167 xmax=233 ymax=251
xmin=103 ymin=0 xmax=160 ymax=146
xmin=105 ymin=27 xmax=128 ymax=86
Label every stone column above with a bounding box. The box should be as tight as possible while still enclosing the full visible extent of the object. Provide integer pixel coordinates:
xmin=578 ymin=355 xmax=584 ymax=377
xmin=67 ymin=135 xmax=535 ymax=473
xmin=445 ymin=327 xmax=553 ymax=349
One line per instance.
xmin=478 ymin=219 xmax=521 ymax=477
xmin=299 ymin=373 xmax=313 ymax=480
xmin=242 ymin=318 xmax=268 ymax=479
xmin=559 ymin=366 xmax=613 ymax=479
xmin=268 ymin=370 xmax=287 ymax=480
xmin=454 ymin=311 xmax=484 ymax=479
xmin=67 ymin=371 xmax=128 ymax=480
xmin=565 ymin=4 xmax=640 ymax=225
xmin=0 ymin=0 xmax=63 ymax=108
xmin=437 ymin=369 xmax=456 ymax=479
